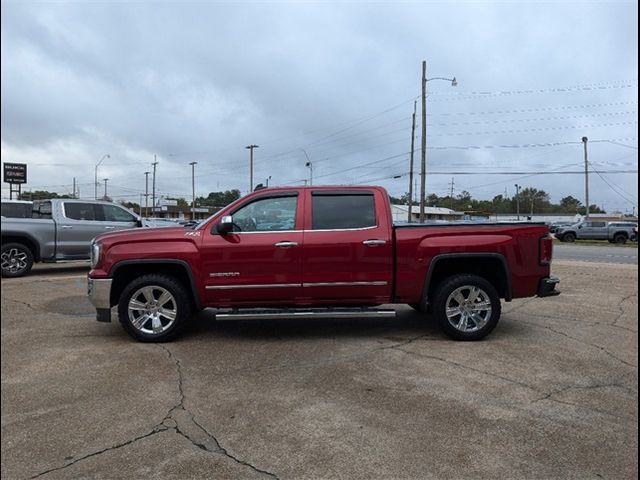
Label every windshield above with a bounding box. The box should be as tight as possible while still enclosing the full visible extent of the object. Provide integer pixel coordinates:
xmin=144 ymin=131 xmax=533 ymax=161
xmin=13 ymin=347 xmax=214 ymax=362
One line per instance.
xmin=194 ymin=196 xmax=245 ymax=230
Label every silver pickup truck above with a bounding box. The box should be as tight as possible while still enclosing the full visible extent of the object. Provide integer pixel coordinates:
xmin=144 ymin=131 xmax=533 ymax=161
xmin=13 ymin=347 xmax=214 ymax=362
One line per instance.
xmin=555 ymin=220 xmax=637 ymax=244
xmin=1 ymin=199 xmax=143 ymax=277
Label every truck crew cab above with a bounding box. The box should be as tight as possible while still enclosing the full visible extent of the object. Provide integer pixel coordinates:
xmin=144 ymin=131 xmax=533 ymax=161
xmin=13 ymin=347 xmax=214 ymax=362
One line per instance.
xmin=87 ymin=186 xmax=559 ymax=342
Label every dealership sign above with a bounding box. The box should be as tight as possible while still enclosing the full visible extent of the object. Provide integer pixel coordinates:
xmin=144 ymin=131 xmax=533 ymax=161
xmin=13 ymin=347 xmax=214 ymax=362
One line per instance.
xmin=3 ymin=163 xmax=27 ymax=184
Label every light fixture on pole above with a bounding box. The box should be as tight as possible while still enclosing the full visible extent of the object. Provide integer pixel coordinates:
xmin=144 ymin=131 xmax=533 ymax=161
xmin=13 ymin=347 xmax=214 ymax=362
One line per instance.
xmin=419 ymin=60 xmax=457 ymax=223
xmin=95 ymin=154 xmax=110 ymax=200
xmin=189 ymin=161 xmax=197 ymax=220
xmin=246 ymin=145 xmax=259 ymax=192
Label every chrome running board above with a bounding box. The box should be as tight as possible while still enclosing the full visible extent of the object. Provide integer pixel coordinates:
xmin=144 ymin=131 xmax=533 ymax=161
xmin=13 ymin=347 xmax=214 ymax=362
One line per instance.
xmin=215 ymin=307 xmax=397 ymax=321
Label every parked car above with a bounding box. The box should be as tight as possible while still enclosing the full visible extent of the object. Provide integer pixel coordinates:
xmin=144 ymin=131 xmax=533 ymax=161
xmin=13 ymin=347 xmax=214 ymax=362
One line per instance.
xmin=142 ymin=217 xmax=182 ymax=228
xmin=1 ymin=199 xmax=143 ymax=277
xmin=555 ymin=220 xmax=637 ymax=244
xmin=87 ymin=186 xmax=559 ymax=342
xmin=1 ymin=200 xmax=34 ymax=219
xmin=549 ymin=221 xmax=574 ymax=234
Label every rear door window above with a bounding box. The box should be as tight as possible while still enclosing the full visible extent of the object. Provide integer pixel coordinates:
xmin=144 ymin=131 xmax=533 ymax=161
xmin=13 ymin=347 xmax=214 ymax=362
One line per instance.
xmin=64 ymin=203 xmax=98 ymax=221
xmin=311 ymin=193 xmax=376 ymax=230
xmin=1 ymin=203 xmax=32 ymax=218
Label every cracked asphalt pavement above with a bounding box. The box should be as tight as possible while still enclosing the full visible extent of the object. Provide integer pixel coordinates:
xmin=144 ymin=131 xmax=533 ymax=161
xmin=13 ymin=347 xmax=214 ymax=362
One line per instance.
xmin=1 ymin=260 xmax=638 ymax=479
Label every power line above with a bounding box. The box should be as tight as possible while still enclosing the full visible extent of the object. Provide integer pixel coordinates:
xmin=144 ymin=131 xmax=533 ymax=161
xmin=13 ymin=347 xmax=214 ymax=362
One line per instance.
xmin=431 ymin=101 xmax=638 ymax=117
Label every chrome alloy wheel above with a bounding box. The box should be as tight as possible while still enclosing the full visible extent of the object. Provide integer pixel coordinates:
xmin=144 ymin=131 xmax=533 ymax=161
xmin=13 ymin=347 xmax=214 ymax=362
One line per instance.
xmin=445 ymin=285 xmax=493 ymax=333
xmin=1 ymin=248 xmax=28 ymax=274
xmin=127 ymin=286 xmax=178 ymax=335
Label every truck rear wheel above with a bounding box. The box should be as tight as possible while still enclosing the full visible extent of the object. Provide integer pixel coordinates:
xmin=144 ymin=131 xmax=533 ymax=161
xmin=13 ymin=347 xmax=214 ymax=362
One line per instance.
xmin=613 ymin=233 xmax=627 ymax=244
xmin=1 ymin=243 xmax=34 ymax=278
xmin=118 ymin=274 xmax=192 ymax=342
xmin=431 ymin=274 xmax=501 ymax=341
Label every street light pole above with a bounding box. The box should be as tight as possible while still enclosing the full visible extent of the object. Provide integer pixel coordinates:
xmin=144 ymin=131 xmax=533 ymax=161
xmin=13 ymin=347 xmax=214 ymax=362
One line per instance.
xmin=515 ymin=184 xmax=521 ymax=220
xmin=189 ymin=161 xmax=197 ymax=220
xmin=408 ymin=100 xmax=417 ymax=223
xmin=246 ymin=145 xmax=259 ymax=192
xmin=103 ymin=178 xmax=109 ymax=199
xmin=143 ymin=171 xmax=150 ymax=218
xmin=151 ymin=155 xmax=158 ymax=214
xmin=582 ymin=136 xmax=590 ymax=219
xmin=95 ymin=154 xmax=110 ymax=200
xmin=419 ymin=61 xmax=457 ymax=222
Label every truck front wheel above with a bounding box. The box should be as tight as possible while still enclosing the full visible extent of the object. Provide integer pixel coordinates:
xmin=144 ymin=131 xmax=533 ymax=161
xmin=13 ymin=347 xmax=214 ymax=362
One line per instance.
xmin=1 ymin=243 xmax=34 ymax=278
xmin=118 ymin=274 xmax=192 ymax=342
xmin=431 ymin=274 xmax=501 ymax=341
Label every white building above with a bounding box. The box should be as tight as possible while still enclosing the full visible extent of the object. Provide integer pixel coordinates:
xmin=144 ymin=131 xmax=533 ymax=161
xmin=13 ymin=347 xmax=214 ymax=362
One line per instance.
xmin=391 ymin=204 xmax=463 ymax=223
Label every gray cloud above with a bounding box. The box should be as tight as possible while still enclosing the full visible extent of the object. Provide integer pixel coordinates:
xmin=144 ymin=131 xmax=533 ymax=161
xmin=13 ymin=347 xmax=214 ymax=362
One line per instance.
xmin=1 ymin=1 xmax=637 ymax=211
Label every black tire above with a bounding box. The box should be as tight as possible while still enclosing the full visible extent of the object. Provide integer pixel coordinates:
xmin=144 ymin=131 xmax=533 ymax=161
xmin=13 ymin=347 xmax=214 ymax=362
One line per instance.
xmin=1 ymin=243 xmax=34 ymax=278
xmin=118 ymin=274 xmax=192 ymax=342
xmin=613 ymin=233 xmax=627 ymax=244
xmin=431 ymin=274 xmax=501 ymax=341
xmin=562 ymin=232 xmax=576 ymax=243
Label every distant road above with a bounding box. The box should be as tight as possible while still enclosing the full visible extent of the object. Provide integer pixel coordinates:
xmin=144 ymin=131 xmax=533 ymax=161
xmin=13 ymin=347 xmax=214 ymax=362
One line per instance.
xmin=554 ymin=244 xmax=638 ymax=264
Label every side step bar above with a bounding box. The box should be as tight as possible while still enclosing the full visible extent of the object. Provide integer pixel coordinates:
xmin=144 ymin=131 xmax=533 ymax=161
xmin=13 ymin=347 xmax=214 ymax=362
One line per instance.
xmin=215 ymin=308 xmax=397 ymax=321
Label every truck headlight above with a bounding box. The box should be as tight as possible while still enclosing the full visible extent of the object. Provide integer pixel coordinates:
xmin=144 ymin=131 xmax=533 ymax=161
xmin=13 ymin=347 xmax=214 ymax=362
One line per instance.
xmin=90 ymin=242 xmax=102 ymax=268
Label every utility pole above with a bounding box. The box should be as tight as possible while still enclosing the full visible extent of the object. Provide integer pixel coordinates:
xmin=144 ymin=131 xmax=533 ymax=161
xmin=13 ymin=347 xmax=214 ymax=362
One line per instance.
xmin=408 ymin=100 xmax=417 ymax=223
xmin=189 ymin=161 xmax=197 ymax=220
xmin=514 ymin=184 xmax=521 ymax=220
xmin=449 ymin=177 xmax=455 ymax=211
xmin=245 ymin=145 xmax=259 ymax=192
xmin=95 ymin=154 xmax=110 ymax=200
xmin=582 ymin=136 xmax=590 ymax=219
xmin=72 ymin=177 xmax=76 ymax=199
xmin=302 ymin=149 xmax=313 ymax=186
xmin=266 ymin=175 xmax=272 ymax=187
xmin=419 ymin=61 xmax=427 ymax=223
xmin=143 ymin=171 xmax=150 ymax=218
xmin=151 ymin=156 xmax=158 ymax=215
xmin=103 ymin=178 xmax=109 ymax=199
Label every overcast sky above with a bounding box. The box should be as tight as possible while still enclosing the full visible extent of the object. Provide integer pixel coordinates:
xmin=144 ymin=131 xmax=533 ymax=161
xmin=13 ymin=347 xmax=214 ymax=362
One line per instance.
xmin=1 ymin=0 xmax=638 ymax=213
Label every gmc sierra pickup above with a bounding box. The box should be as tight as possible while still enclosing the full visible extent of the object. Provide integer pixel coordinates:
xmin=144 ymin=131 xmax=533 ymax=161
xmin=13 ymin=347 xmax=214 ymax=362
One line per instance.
xmin=87 ymin=186 xmax=559 ymax=342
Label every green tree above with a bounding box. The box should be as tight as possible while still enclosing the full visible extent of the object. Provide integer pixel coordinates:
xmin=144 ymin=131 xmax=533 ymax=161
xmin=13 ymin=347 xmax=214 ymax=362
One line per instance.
xmin=19 ymin=190 xmax=73 ymax=200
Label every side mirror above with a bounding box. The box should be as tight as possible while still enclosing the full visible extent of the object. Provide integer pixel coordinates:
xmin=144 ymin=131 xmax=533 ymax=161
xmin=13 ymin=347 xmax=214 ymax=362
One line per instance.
xmin=215 ymin=215 xmax=234 ymax=234
xmin=136 ymin=218 xmax=143 ymax=228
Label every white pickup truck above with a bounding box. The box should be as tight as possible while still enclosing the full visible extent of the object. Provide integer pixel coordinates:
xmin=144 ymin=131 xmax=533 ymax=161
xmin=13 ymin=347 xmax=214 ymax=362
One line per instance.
xmin=1 ymin=199 xmax=142 ymax=277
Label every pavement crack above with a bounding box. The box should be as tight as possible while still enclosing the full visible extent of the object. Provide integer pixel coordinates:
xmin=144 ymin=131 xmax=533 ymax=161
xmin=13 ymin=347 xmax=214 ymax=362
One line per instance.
xmin=533 ymin=383 xmax=637 ymax=420
xmin=395 ymin=347 xmax=541 ymax=393
xmin=156 ymin=345 xmax=280 ymax=479
xmin=2 ymin=298 xmax=39 ymax=312
xmin=29 ymin=427 xmax=167 ymax=479
xmin=611 ymin=292 xmax=638 ymax=328
xmin=521 ymin=321 xmax=637 ymax=369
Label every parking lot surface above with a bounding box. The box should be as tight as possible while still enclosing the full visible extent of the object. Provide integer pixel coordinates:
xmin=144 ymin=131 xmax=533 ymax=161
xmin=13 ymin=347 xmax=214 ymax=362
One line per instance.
xmin=1 ymin=260 xmax=638 ymax=479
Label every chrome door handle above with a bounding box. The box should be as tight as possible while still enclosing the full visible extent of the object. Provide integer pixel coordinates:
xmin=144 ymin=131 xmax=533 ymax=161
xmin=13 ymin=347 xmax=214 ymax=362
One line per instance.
xmin=60 ymin=225 xmax=73 ymax=229
xmin=104 ymin=226 xmax=116 ymax=230
xmin=275 ymin=241 xmax=299 ymax=248
xmin=363 ymin=239 xmax=386 ymax=246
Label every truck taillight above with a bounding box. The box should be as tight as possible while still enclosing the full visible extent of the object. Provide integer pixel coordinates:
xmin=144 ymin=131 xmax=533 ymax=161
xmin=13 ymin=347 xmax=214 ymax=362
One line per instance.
xmin=539 ymin=235 xmax=553 ymax=266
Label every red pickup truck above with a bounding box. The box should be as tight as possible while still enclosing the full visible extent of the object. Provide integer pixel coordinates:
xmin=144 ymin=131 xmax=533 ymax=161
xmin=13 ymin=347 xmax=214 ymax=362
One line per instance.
xmin=87 ymin=186 xmax=559 ymax=342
